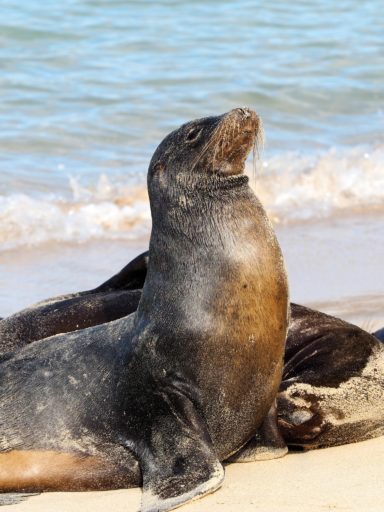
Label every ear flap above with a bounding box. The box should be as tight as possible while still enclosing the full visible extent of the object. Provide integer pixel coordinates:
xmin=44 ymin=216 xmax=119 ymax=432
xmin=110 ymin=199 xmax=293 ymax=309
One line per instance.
xmin=94 ymin=250 xmax=149 ymax=292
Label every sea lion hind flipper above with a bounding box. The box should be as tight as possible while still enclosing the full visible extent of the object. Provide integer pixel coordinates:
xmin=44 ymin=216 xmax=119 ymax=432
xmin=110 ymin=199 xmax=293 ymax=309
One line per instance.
xmin=228 ymin=401 xmax=288 ymax=462
xmin=94 ymin=251 xmax=149 ymax=293
xmin=129 ymin=382 xmax=224 ymax=512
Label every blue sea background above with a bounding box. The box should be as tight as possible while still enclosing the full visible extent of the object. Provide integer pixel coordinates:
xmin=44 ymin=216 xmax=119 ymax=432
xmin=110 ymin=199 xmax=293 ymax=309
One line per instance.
xmin=0 ymin=0 xmax=383 ymax=321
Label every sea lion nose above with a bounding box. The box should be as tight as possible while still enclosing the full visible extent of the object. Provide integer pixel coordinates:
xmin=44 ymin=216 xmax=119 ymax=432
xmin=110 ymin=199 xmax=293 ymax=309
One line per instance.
xmin=237 ymin=107 xmax=251 ymax=118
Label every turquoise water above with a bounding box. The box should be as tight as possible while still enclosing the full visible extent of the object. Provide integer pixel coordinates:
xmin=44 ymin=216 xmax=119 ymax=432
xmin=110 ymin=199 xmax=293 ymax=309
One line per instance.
xmin=0 ymin=0 xmax=383 ymax=249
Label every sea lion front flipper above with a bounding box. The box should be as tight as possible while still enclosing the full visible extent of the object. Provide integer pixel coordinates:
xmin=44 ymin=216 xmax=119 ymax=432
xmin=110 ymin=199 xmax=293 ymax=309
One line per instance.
xmin=142 ymin=446 xmax=224 ymax=512
xmin=228 ymin=401 xmax=288 ymax=462
xmin=129 ymin=381 xmax=224 ymax=512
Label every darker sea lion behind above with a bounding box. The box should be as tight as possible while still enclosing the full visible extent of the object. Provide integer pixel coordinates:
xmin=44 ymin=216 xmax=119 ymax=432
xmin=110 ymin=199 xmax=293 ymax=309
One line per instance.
xmin=278 ymin=304 xmax=384 ymax=449
xmin=0 ymin=253 xmax=147 ymax=354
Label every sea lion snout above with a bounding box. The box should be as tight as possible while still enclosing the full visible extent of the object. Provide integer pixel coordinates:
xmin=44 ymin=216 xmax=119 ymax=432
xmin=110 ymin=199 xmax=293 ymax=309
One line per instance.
xmin=212 ymin=108 xmax=260 ymax=176
xmin=225 ymin=107 xmax=259 ymax=131
xmin=237 ymin=107 xmax=252 ymax=118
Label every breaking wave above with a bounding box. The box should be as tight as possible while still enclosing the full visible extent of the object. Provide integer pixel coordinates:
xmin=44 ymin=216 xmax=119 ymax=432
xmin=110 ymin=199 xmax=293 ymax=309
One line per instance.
xmin=254 ymin=144 xmax=384 ymax=223
xmin=0 ymin=176 xmax=151 ymax=252
xmin=1 ymin=145 xmax=384 ymax=252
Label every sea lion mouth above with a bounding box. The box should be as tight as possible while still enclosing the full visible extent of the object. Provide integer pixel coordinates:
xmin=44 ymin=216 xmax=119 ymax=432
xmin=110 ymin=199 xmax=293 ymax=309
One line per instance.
xmin=212 ymin=107 xmax=261 ymax=177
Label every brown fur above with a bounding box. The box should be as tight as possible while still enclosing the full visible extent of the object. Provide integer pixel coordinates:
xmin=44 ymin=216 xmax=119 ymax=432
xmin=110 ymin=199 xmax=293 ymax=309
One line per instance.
xmin=0 ymin=450 xmax=136 ymax=492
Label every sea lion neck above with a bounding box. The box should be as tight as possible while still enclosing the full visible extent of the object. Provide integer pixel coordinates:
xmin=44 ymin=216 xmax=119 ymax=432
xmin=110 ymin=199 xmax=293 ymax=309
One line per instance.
xmin=194 ymin=173 xmax=250 ymax=192
xmin=136 ymin=184 xmax=265 ymax=322
xmin=148 ymin=177 xmax=255 ymax=251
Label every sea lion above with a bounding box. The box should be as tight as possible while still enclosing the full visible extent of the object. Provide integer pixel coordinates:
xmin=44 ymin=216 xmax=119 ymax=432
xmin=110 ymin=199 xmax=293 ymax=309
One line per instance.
xmin=276 ymin=303 xmax=384 ymax=449
xmin=0 ymin=108 xmax=289 ymax=511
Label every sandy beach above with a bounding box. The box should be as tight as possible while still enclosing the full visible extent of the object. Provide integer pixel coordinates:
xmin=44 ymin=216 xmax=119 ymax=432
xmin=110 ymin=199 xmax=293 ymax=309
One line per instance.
xmin=3 ymin=436 xmax=383 ymax=512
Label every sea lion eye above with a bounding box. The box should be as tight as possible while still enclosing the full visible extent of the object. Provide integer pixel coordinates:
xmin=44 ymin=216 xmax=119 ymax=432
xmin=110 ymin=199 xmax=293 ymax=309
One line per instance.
xmin=185 ymin=127 xmax=202 ymax=143
xmin=153 ymin=162 xmax=165 ymax=173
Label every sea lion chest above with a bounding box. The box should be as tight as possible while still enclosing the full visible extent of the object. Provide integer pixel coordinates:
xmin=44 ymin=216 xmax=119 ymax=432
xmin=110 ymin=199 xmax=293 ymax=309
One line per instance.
xmin=136 ymin=205 xmax=288 ymax=459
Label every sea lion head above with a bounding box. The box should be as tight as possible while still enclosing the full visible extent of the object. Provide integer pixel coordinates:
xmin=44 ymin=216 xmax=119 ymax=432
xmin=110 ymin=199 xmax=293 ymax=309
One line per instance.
xmin=147 ymin=108 xmax=262 ymax=204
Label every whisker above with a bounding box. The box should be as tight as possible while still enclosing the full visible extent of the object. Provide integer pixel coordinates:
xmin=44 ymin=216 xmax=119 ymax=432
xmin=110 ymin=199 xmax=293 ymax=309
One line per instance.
xmin=252 ymin=118 xmax=265 ymax=187
xmin=252 ymin=140 xmax=257 ymax=185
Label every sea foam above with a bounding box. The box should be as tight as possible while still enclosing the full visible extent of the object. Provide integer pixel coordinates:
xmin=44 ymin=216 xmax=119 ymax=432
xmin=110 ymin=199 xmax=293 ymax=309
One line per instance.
xmin=1 ymin=145 xmax=383 ymax=252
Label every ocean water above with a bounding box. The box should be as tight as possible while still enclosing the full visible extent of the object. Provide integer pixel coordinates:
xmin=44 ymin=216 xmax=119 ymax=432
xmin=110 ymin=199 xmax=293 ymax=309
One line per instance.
xmin=0 ymin=0 xmax=383 ymax=319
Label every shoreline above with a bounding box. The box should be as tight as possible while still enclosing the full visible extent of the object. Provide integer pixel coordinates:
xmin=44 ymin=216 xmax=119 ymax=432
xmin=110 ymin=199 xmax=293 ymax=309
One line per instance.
xmin=1 ymin=213 xmax=383 ymax=324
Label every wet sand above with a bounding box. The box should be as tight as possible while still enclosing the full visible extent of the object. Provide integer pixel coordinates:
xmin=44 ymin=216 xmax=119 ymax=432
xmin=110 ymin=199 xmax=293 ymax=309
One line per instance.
xmin=1 ymin=214 xmax=384 ymax=330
